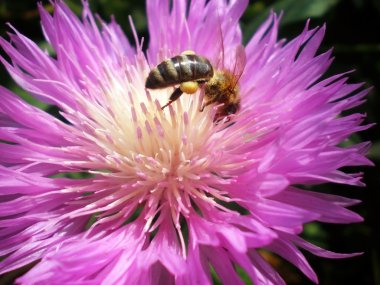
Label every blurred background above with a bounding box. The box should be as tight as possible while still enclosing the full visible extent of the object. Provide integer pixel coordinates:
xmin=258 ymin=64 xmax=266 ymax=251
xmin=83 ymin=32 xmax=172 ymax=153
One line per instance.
xmin=0 ymin=0 xmax=379 ymax=284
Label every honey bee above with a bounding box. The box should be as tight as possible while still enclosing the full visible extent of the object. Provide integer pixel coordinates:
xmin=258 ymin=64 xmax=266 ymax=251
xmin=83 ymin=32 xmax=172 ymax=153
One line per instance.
xmin=145 ymin=46 xmax=246 ymax=122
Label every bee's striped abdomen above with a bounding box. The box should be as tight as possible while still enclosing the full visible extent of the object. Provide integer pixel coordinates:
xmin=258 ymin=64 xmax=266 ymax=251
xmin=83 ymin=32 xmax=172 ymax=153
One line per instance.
xmin=145 ymin=54 xmax=213 ymax=89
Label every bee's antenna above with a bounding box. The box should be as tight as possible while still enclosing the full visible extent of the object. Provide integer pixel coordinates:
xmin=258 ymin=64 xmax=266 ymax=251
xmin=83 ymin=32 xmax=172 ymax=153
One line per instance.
xmin=231 ymin=45 xmax=247 ymax=88
xmin=215 ymin=6 xmax=225 ymax=70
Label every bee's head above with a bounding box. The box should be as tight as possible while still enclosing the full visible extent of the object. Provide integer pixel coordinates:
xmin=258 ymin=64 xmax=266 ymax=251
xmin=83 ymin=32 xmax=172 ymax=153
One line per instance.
xmin=225 ymin=103 xmax=239 ymax=115
xmin=207 ymin=70 xmax=238 ymax=93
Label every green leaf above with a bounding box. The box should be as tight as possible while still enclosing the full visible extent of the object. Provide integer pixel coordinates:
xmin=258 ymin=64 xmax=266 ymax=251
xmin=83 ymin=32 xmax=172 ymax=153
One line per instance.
xmin=243 ymin=0 xmax=340 ymax=42
xmin=64 ymin=0 xmax=84 ymax=15
xmin=339 ymin=133 xmax=363 ymax=148
xmin=368 ymin=141 xmax=380 ymax=160
xmin=10 ymin=84 xmax=49 ymax=110
xmin=210 ymin=266 xmax=222 ymax=285
xmin=236 ymin=266 xmax=253 ymax=285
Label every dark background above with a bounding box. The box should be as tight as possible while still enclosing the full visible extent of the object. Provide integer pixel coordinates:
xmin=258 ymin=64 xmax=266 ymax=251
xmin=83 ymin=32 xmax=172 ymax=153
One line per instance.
xmin=0 ymin=0 xmax=379 ymax=284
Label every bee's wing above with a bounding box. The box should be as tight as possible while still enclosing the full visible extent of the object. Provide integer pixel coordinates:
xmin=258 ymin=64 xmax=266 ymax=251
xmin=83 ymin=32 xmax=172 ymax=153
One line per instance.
xmin=231 ymin=45 xmax=247 ymax=86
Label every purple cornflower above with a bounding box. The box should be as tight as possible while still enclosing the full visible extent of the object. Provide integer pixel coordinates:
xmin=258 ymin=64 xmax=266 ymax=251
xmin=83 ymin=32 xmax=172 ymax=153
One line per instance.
xmin=0 ymin=0 xmax=372 ymax=284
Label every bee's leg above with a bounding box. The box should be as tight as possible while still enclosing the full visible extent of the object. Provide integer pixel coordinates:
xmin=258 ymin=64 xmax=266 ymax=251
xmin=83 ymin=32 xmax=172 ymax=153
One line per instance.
xmin=161 ymin=88 xmax=183 ymax=110
xmin=199 ymin=100 xmax=213 ymax=112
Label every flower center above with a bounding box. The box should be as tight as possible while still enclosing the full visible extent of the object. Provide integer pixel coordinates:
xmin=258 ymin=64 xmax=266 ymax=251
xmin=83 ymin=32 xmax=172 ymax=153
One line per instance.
xmin=61 ymin=55 xmax=251 ymax=248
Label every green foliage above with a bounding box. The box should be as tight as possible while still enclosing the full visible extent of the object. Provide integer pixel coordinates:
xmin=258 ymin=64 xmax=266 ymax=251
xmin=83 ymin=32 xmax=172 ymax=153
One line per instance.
xmin=242 ymin=0 xmax=340 ymax=42
xmin=369 ymin=142 xmax=380 ymax=160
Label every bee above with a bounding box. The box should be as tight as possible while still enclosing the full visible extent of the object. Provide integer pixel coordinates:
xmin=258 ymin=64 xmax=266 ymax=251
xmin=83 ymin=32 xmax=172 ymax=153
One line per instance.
xmin=145 ymin=46 xmax=246 ymax=122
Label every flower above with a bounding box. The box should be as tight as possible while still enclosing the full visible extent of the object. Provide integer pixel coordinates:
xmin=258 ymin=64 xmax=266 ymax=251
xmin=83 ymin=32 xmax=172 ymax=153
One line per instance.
xmin=0 ymin=0 xmax=372 ymax=284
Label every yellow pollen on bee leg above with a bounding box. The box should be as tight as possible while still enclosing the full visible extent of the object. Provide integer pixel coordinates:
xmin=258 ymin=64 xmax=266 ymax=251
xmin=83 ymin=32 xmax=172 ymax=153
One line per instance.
xmin=180 ymin=81 xmax=199 ymax=94
xmin=181 ymin=50 xmax=195 ymax=55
